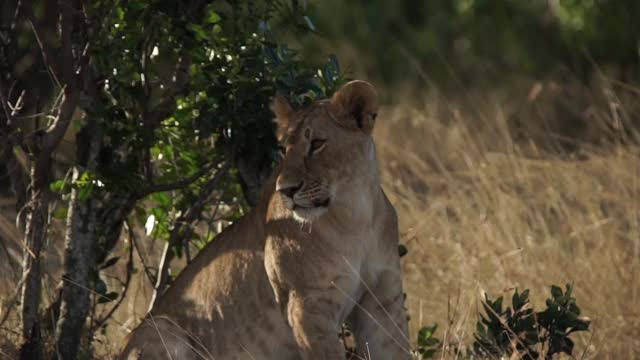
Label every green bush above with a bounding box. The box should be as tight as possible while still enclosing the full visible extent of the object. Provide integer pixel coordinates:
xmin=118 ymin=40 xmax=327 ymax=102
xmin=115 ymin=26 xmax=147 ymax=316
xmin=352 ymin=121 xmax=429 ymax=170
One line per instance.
xmin=415 ymin=284 xmax=590 ymax=359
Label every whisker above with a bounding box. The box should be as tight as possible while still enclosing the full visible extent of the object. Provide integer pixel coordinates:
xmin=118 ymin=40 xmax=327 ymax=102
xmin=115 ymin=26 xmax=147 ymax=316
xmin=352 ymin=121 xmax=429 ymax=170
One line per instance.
xmin=158 ymin=316 xmax=216 ymax=360
xmin=238 ymin=342 xmax=257 ymax=360
xmin=148 ymin=313 xmax=174 ymax=360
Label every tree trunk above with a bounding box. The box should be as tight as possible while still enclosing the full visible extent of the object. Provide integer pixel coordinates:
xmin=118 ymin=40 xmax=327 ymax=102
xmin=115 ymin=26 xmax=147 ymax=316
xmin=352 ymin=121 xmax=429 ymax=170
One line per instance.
xmin=19 ymin=158 xmax=52 ymax=360
xmin=19 ymin=16 xmax=79 ymax=352
xmin=54 ymin=123 xmax=101 ymax=360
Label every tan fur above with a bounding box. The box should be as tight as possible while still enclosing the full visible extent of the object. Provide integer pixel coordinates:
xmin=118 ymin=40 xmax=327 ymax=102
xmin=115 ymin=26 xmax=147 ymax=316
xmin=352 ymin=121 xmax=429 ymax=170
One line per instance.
xmin=119 ymin=81 xmax=410 ymax=360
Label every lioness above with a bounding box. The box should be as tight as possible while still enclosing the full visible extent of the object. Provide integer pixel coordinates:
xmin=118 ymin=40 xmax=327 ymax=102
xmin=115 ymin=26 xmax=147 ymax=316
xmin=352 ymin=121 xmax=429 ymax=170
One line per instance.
xmin=120 ymin=80 xmax=410 ymax=360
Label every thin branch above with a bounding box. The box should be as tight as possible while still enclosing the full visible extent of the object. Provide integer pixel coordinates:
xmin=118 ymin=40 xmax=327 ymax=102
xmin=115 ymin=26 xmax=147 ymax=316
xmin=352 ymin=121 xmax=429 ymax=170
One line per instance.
xmin=0 ymin=272 xmax=27 ymax=328
xmin=133 ymin=160 xmax=222 ymax=200
xmin=0 ymin=78 xmax=14 ymax=129
xmin=91 ymin=229 xmax=134 ymax=331
xmin=10 ymin=0 xmax=23 ymax=31
xmin=127 ymin=219 xmax=156 ymax=287
xmin=41 ymin=0 xmax=81 ymax=154
xmin=57 ymin=0 xmax=75 ymax=86
xmin=28 ymin=20 xmax=61 ymax=89
xmin=0 ymin=235 xmax=18 ymax=278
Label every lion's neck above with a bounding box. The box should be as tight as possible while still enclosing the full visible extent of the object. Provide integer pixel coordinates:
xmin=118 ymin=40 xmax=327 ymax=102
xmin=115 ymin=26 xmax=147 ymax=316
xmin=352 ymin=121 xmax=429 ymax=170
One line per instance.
xmin=325 ymin=143 xmax=381 ymax=229
xmin=326 ymin=176 xmax=382 ymax=229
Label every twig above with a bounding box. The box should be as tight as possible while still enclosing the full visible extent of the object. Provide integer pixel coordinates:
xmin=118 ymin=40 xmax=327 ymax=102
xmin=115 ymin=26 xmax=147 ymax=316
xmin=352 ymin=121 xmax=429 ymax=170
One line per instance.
xmin=148 ymin=241 xmax=171 ymax=314
xmin=0 ymin=235 xmax=18 ymax=278
xmin=10 ymin=0 xmax=23 ymax=31
xmin=133 ymin=161 xmax=222 ymax=200
xmin=92 ymin=229 xmax=135 ymax=331
xmin=127 ymin=220 xmax=156 ymax=287
xmin=0 ymin=325 xmax=21 ymax=337
xmin=40 ymin=0 xmax=81 ymax=154
xmin=28 ymin=20 xmax=61 ymax=89
xmin=0 ymin=78 xmax=14 ymax=129
xmin=0 ymin=273 xmax=27 ymax=328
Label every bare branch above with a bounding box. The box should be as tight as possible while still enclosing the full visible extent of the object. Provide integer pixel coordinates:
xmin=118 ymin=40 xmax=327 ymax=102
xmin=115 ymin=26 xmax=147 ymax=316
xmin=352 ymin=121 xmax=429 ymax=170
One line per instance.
xmin=41 ymin=0 xmax=81 ymax=154
xmin=0 ymin=78 xmax=14 ymax=130
xmin=10 ymin=0 xmax=23 ymax=31
xmin=58 ymin=0 xmax=75 ymax=86
xmin=91 ymin=230 xmax=134 ymax=331
xmin=0 ymin=270 xmax=26 ymax=328
xmin=127 ymin=219 xmax=156 ymax=287
xmin=133 ymin=160 xmax=222 ymax=200
xmin=27 ymin=20 xmax=61 ymax=89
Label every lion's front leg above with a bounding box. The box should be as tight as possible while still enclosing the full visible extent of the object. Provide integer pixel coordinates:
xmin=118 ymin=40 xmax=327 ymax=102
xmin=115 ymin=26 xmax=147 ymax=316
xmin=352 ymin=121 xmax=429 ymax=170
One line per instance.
xmin=286 ymin=289 xmax=347 ymax=360
xmin=351 ymin=270 xmax=411 ymax=360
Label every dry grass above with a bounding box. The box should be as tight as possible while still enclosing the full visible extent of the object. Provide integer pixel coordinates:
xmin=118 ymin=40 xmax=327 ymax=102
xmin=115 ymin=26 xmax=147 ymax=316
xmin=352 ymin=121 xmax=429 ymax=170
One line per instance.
xmin=376 ymin=80 xmax=640 ymax=358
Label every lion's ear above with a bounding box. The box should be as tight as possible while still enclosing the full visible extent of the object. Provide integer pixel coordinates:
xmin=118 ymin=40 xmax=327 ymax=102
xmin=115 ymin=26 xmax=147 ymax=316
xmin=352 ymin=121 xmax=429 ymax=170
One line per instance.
xmin=270 ymin=95 xmax=293 ymax=140
xmin=330 ymin=80 xmax=379 ymax=134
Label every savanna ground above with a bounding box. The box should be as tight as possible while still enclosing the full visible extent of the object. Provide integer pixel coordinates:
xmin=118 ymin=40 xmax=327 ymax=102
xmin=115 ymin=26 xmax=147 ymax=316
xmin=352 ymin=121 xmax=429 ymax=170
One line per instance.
xmin=1 ymin=74 xmax=639 ymax=359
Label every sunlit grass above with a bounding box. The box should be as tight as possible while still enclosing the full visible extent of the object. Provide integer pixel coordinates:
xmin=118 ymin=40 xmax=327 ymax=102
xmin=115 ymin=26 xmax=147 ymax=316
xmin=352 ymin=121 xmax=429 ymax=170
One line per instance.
xmin=376 ymin=83 xmax=640 ymax=358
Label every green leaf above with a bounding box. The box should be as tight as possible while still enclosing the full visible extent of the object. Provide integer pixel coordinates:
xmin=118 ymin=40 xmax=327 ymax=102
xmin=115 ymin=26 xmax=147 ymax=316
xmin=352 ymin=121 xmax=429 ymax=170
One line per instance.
xmin=188 ymin=24 xmax=208 ymax=41
xmin=151 ymin=192 xmax=172 ymax=207
xmin=95 ymin=278 xmax=107 ymax=296
xmin=398 ymin=244 xmax=408 ymax=257
xmin=50 ymin=179 xmax=66 ymax=192
xmin=550 ymin=285 xmax=563 ymax=299
xmin=78 ymin=185 xmax=94 ymax=201
xmin=97 ymin=291 xmax=119 ymax=304
xmin=52 ymin=207 xmax=68 ymax=220
xmin=421 ymin=337 xmax=439 ymax=347
xmin=417 ymin=325 xmax=437 ymax=343
xmin=100 ymin=256 xmax=121 ymax=270
xmin=207 ymin=11 xmax=221 ymax=24
xmin=303 ymin=16 xmax=316 ymax=32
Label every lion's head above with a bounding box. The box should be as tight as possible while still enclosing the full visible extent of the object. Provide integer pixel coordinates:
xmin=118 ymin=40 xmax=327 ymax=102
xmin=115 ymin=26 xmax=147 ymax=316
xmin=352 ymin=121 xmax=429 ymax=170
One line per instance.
xmin=270 ymin=80 xmax=380 ymax=222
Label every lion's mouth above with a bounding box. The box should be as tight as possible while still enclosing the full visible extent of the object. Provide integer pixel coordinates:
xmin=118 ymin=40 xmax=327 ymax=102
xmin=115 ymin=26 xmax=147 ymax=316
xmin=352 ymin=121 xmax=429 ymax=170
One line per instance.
xmin=290 ymin=198 xmax=331 ymax=222
xmin=293 ymin=198 xmax=330 ymax=210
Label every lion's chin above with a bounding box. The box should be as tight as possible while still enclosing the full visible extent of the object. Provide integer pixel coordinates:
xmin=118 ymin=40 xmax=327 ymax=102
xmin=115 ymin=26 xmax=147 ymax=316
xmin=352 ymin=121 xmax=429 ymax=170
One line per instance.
xmin=292 ymin=205 xmax=328 ymax=223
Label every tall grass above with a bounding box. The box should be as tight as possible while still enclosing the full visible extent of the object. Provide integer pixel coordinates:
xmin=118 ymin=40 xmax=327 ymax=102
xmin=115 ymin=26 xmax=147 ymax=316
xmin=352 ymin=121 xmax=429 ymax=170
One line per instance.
xmin=376 ymin=80 xmax=640 ymax=358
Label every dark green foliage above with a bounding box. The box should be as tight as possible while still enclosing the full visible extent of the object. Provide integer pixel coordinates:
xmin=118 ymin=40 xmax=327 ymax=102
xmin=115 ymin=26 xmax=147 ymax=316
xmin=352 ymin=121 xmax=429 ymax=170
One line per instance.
xmin=474 ymin=288 xmax=540 ymax=359
xmin=537 ymin=284 xmax=591 ymax=358
xmin=473 ymin=284 xmax=590 ymax=359
xmin=48 ymin=0 xmax=346 ymax=258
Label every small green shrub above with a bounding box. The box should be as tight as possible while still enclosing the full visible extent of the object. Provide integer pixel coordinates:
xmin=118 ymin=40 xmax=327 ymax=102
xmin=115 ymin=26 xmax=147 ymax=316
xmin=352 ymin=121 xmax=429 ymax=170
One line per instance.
xmin=473 ymin=284 xmax=590 ymax=359
xmin=415 ymin=324 xmax=441 ymax=359
xmin=414 ymin=284 xmax=590 ymax=359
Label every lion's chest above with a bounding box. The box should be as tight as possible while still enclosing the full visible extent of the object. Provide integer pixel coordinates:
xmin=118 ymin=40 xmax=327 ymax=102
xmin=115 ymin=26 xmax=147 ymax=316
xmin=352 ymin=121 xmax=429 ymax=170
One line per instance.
xmin=264 ymin=221 xmax=383 ymax=322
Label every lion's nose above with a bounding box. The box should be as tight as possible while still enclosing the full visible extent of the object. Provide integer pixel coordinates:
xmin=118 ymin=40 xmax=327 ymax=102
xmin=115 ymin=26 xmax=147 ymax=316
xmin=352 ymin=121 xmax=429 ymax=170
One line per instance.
xmin=276 ymin=181 xmax=303 ymax=198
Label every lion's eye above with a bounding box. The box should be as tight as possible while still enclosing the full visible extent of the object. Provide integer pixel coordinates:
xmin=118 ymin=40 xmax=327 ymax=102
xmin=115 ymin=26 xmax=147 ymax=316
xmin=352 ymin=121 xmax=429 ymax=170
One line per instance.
xmin=309 ymin=138 xmax=327 ymax=156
